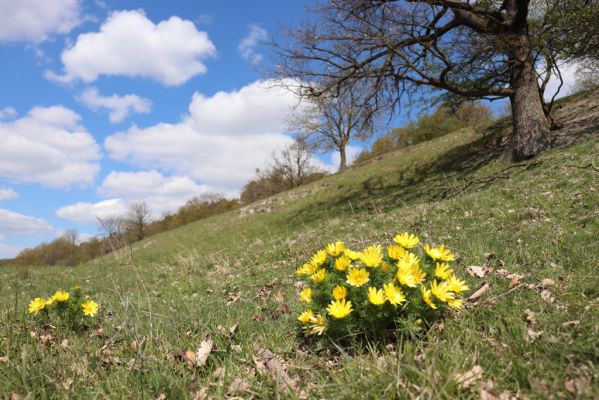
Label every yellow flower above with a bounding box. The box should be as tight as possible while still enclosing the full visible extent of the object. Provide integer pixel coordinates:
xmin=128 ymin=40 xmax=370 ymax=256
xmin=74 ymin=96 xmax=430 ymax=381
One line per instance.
xmin=424 ymin=244 xmax=456 ymax=262
xmin=307 ymin=314 xmax=326 ymax=335
xmin=393 ymin=232 xmax=420 ymax=249
xmin=28 ymin=298 xmax=46 ymax=315
xmin=430 ymin=280 xmax=455 ymax=302
xmin=447 ymin=298 xmax=464 ymax=310
xmin=398 ymin=252 xmax=420 ymax=269
xmin=344 ymin=249 xmax=363 ymax=261
xmin=361 ymin=244 xmax=383 ymax=268
xmin=332 ymin=285 xmax=347 ymax=300
xmin=82 ymin=300 xmax=99 ymax=317
xmin=311 ymin=269 xmax=326 ymax=283
xmin=298 ymin=309 xmax=314 ymax=324
xmin=383 ymin=282 xmax=406 ymax=306
xmin=295 ymin=262 xmax=317 ymax=277
xmin=45 ymin=297 xmax=55 ymax=306
xmin=310 ymin=250 xmax=327 ymax=267
xmin=420 ymin=285 xmax=437 ymax=309
xmin=334 ymin=255 xmax=351 ymax=272
xmin=326 ymin=299 xmax=353 ymax=319
xmin=52 ymin=290 xmax=70 ymax=303
xmin=446 ymin=275 xmax=469 ymax=293
xmin=299 ymin=287 xmax=312 ymax=303
xmin=396 ymin=266 xmax=417 ymax=287
xmin=380 ymin=262 xmax=391 ymax=273
xmin=387 ymin=244 xmax=407 ymax=260
xmin=434 ymin=263 xmax=453 ymax=280
xmin=367 ymin=287 xmax=386 ymax=305
xmin=346 ymin=268 xmax=370 ymax=287
xmin=326 ymin=241 xmax=345 ymax=257
xmin=396 ymin=255 xmax=426 ymax=287
xmin=411 ymin=265 xmax=427 ymax=286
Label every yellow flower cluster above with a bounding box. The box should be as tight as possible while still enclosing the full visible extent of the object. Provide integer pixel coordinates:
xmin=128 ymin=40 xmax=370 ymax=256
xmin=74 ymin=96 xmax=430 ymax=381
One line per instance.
xmin=27 ymin=287 xmax=100 ymax=318
xmin=295 ymin=234 xmax=469 ymax=338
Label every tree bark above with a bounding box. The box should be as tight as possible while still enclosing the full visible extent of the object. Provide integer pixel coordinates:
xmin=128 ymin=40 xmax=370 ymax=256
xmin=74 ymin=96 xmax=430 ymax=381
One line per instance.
xmin=338 ymin=145 xmax=347 ymax=172
xmin=509 ymin=33 xmax=551 ymax=161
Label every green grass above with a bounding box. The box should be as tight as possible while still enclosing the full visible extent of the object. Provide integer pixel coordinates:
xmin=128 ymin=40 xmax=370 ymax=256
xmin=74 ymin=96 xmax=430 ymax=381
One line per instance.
xmin=1 ymin=119 xmax=598 ymax=398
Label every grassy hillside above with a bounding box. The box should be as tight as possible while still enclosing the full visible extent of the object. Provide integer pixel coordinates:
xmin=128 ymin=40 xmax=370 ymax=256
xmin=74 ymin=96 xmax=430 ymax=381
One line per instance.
xmin=1 ymin=95 xmax=598 ymax=398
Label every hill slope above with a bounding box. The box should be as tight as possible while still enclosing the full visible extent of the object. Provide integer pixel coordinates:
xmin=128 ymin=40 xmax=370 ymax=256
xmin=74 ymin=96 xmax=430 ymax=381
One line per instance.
xmin=1 ymin=93 xmax=598 ymax=399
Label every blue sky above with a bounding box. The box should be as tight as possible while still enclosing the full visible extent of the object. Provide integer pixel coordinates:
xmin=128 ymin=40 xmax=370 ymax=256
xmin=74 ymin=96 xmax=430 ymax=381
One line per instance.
xmin=0 ymin=0 xmax=578 ymax=258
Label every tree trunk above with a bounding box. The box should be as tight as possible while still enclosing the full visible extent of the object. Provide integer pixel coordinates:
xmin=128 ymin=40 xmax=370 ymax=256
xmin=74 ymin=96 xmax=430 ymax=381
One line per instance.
xmin=338 ymin=145 xmax=347 ymax=171
xmin=509 ymin=34 xmax=551 ymax=161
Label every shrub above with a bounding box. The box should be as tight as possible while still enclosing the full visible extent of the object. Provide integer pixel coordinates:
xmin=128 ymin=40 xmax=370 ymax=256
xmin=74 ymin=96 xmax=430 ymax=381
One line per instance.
xmin=295 ymin=233 xmax=469 ymax=342
xmin=27 ymin=286 xmax=100 ymax=330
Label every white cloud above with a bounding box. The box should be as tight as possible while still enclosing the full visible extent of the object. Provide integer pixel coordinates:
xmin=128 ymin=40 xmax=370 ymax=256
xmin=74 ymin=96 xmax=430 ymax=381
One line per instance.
xmin=541 ymin=61 xmax=579 ymax=101
xmin=47 ymin=10 xmax=216 ymax=86
xmin=0 ymin=107 xmax=17 ymax=120
xmin=312 ymin=145 xmax=363 ymax=173
xmin=56 ymin=198 xmax=128 ymax=225
xmin=0 ymin=208 xmax=54 ymax=237
xmin=105 ymin=79 xmax=302 ymax=192
xmin=239 ymin=24 xmax=268 ymax=64
xmin=78 ymin=87 xmax=152 ymax=123
xmin=0 ymin=187 xmax=18 ymax=201
xmin=0 ymin=242 xmax=24 ymax=259
xmin=0 ymin=0 xmax=81 ymax=43
xmin=0 ymin=106 xmax=101 ymax=188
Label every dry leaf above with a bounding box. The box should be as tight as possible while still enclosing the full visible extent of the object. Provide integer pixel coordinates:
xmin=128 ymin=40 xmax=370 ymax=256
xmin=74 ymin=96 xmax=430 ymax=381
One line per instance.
xmin=509 ymin=276 xmax=521 ymax=288
xmin=62 ymin=378 xmax=74 ymax=390
xmin=541 ymin=278 xmax=555 ymax=287
xmin=277 ymin=304 xmax=291 ymax=315
xmin=195 ymin=338 xmax=213 ymax=367
xmin=0 ymin=355 xmax=9 ymax=363
xmin=524 ymin=309 xmax=536 ymax=326
xmin=274 ymin=291 xmax=285 ymax=302
xmin=193 ymin=387 xmax=210 ymax=400
xmin=466 ymin=266 xmax=488 ymax=278
xmin=9 ymin=394 xmax=23 ymax=400
xmin=468 ymin=284 xmax=490 ymax=301
xmin=525 ymin=328 xmax=543 ymax=343
xmin=528 ymin=377 xmax=549 ymax=396
xmin=184 ymin=350 xmax=196 ymax=368
xmin=155 ymin=394 xmax=167 ymax=400
xmin=229 ymin=324 xmax=239 ymax=336
xmin=39 ymin=333 xmax=53 ymax=348
xmin=60 ymin=339 xmax=70 ymax=351
xmin=228 ymin=377 xmax=251 ymax=393
xmin=253 ymin=348 xmax=299 ymax=392
xmin=540 ymin=289 xmax=555 ymax=304
xmin=454 ymin=365 xmax=483 ymax=389
xmin=562 ymin=320 xmax=580 ymax=327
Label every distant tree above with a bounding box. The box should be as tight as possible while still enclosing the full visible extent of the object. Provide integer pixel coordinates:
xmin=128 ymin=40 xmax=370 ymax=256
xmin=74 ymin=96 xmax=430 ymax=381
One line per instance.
xmin=574 ymin=59 xmax=599 ymax=92
xmin=126 ymin=202 xmax=151 ymax=241
xmin=270 ymin=138 xmax=320 ymax=187
xmin=273 ymin=0 xmax=599 ymax=161
xmin=290 ymin=82 xmax=378 ymax=171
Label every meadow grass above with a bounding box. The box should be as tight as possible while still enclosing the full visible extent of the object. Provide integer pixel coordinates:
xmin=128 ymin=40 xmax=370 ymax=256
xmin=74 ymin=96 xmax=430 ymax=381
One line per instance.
xmin=1 ymin=122 xmax=598 ymax=399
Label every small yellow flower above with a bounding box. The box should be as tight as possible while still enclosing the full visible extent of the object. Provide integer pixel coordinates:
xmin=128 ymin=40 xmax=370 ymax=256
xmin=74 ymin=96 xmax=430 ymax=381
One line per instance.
xmin=298 ymin=309 xmax=314 ymax=324
xmin=332 ymin=285 xmax=347 ymax=300
xmin=346 ymin=268 xmax=370 ymax=287
xmin=344 ymin=249 xmax=363 ymax=261
xmin=326 ymin=241 xmax=345 ymax=257
xmin=447 ymin=298 xmax=464 ymax=310
xmin=424 ymin=244 xmax=456 ymax=262
xmin=28 ymin=297 xmax=46 ymax=315
xmin=393 ymin=232 xmax=420 ymax=249
xmin=411 ymin=265 xmax=427 ymax=286
xmin=420 ymin=285 xmax=437 ymax=309
xmin=380 ymin=262 xmax=391 ymax=273
xmin=387 ymin=244 xmax=407 ymax=260
xmin=52 ymin=290 xmax=70 ymax=303
xmin=398 ymin=252 xmax=420 ymax=269
xmin=295 ymin=262 xmax=317 ymax=277
xmin=367 ymin=287 xmax=386 ymax=305
xmin=307 ymin=314 xmax=326 ymax=335
xmin=396 ymin=256 xmax=426 ymax=287
xmin=334 ymin=255 xmax=351 ymax=272
xmin=326 ymin=299 xmax=353 ymax=319
xmin=310 ymin=250 xmax=328 ymax=267
xmin=361 ymin=244 xmax=383 ymax=268
xmin=383 ymin=282 xmax=406 ymax=306
xmin=299 ymin=287 xmax=312 ymax=303
xmin=396 ymin=267 xmax=417 ymax=287
xmin=446 ymin=275 xmax=469 ymax=293
xmin=82 ymin=300 xmax=99 ymax=317
xmin=430 ymin=280 xmax=455 ymax=302
xmin=311 ymin=269 xmax=326 ymax=283
xmin=434 ymin=263 xmax=453 ymax=280
xmin=45 ymin=297 xmax=55 ymax=306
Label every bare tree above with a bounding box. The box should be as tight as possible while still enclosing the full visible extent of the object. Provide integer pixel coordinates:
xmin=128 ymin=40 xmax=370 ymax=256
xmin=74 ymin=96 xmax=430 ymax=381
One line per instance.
xmin=290 ymin=82 xmax=377 ymax=171
xmin=271 ymin=138 xmax=320 ymax=186
xmin=126 ymin=202 xmax=151 ymax=241
xmin=273 ymin=0 xmax=599 ymax=161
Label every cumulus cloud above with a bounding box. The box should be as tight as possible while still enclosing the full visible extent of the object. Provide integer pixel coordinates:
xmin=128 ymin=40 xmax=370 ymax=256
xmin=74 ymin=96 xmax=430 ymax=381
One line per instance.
xmin=0 ymin=0 xmax=81 ymax=43
xmin=56 ymin=198 xmax=128 ymax=225
xmin=542 ymin=61 xmax=580 ymax=101
xmin=57 ymin=170 xmax=214 ymax=225
xmin=0 ymin=242 xmax=24 ymax=259
xmin=0 ymin=208 xmax=54 ymax=237
xmin=78 ymin=87 xmax=152 ymax=123
xmin=105 ymin=79 xmax=302 ymax=192
xmin=0 ymin=187 xmax=19 ymax=201
xmin=47 ymin=10 xmax=216 ymax=86
xmin=0 ymin=107 xmax=17 ymax=120
xmin=0 ymin=105 xmax=101 ymax=188
xmin=239 ymin=24 xmax=268 ymax=64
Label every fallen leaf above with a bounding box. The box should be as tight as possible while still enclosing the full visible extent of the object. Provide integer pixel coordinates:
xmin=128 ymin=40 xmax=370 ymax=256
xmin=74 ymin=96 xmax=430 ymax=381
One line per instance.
xmin=155 ymin=394 xmax=167 ymax=400
xmin=540 ymin=289 xmax=555 ymax=304
xmin=466 ymin=266 xmax=488 ymax=278
xmin=528 ymin=377 xmax=549 ymax=396
xmin=561 ymin=320 xmax=580 ymax=327
xmin=228 ymin=377 xmax=251 ymax=393
xmin=212 ymin=367 xmax=225 ymax=380
xmin=229 ymin=324 xmax=239 ymax=336
xmin=184 ymin=350 xmax=196 ymax=368
xmin=195 ymin=338 xmax=213 ymax=367
xmin=192 ymin=387 xmax=210 ymax=400
xmin=541 ymin=278 xmax=555 ymax=287
xmin=468 ymin=284 xmax=490 ymax=301
xmin=277 ymin=304 xmax=291 ymax=315
xmin=454 ymin=365 xmax=483 ymax=389
xmin=253 ymin=348 xmax=299 ymax=392
xmin=9 ymin=394 xmax=23 ymax=400
xmin=62 ymin=378 xmax=74 ymax=390
xmin=564 ymin=379 xmax=576 ymax=394
xmin=525 ymin=328 xmax=543 ymax=343
xmin=251 ymin=314 xmax=265 ymax=322
xmin=60 ymin=339 xmax=69 ymax=351
xmin=39 ymin=333 xmax=53 ymax=348
xmin=274 ymin=291 xmax=285 ymax=302
xmin=226 ymin=292 xmax=241 ymax=306
xmin=0 ymin=355 xmax=9 ymax=363
xmin=509 ymin=276 xmax=521 ymax=288
xmin=524 ymin=309 xmax=536 ymax=326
